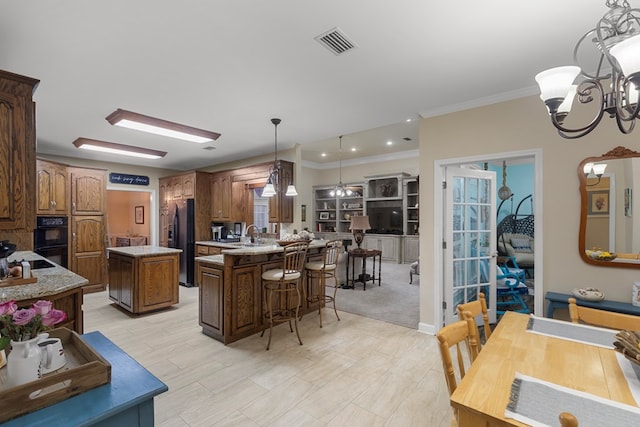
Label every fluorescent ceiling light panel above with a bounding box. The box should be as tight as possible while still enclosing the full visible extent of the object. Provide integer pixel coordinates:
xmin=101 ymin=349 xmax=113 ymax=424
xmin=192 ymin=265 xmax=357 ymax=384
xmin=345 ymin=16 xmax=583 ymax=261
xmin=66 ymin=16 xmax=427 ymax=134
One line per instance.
xmin=106 ymin=108 xmax=221 ymax=143
xmin=73 ymin=138 xmax=167 ymax=159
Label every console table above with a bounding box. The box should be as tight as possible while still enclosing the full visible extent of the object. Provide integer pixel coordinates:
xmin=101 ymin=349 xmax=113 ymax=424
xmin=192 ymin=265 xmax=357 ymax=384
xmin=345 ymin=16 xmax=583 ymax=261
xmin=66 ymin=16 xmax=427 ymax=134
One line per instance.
xmin=4 ymin=331 xmax=168 ymax=426
xmin=545 ymin=291 xmax=640 ymax=318
xmin=346 ymin=249 xmax=382 ymax=290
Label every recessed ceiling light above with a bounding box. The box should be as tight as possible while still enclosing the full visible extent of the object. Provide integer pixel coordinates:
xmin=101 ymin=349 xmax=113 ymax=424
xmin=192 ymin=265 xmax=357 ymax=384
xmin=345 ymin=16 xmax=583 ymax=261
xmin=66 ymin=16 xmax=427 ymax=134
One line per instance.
xmin=406 ymin=118 xmax=412 ymax=122
xmin=386 ymin=141 xmax=393 ymax=146
xmin=72 ymin=138 xmax=167 ymax=159
xmin=321 ymin=153 xmax=327 ymax=157
xmin=351 ymin=147 xmax=356 ymax=152
xmin=106 ymin=108 xmax=221 ymax=143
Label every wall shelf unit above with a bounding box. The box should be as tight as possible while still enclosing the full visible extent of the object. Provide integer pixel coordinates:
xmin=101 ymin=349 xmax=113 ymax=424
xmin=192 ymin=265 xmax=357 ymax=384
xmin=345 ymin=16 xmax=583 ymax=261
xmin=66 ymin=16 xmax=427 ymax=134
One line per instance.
xmin=314 ymin=184 xmax=363 ymax=233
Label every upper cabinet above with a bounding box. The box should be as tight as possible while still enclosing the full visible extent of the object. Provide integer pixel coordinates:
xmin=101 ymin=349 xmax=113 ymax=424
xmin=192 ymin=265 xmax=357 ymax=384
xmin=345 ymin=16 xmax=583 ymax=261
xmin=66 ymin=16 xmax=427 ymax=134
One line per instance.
xmin=211 ymin=171 xmax=232 ymax=221
xmin=69 ymin=167 xmax=106 ymax=215
xmin=36 ymin=159 xmax=69 ymax=215
xmin=365 ymin=173 xmax=409 ymax=200
xmin=0 ymin=70 xmax=39 ymax=231
xmin=268 ymin=160 xmax=294 ymax=224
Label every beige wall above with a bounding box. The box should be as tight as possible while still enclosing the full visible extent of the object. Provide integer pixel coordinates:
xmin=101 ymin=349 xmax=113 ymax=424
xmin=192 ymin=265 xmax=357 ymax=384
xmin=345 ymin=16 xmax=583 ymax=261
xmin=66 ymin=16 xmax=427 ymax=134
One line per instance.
xmin=420 ymin=93 xmax=640 ymax=329
xmin=106 ymin=190 xmax=151 ymax=245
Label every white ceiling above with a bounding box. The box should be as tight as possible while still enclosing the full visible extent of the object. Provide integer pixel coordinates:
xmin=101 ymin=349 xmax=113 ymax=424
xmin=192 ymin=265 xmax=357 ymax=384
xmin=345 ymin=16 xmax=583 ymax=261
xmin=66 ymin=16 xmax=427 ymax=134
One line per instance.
xmin=0 ymin=1 xmax=608 ymax=170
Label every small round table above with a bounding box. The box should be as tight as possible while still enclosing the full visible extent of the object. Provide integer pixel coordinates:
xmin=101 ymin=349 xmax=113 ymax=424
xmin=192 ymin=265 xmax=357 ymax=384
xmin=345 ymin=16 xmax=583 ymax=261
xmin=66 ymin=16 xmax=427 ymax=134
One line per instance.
xmin=346 ymin=248 xmax=382 ymax=290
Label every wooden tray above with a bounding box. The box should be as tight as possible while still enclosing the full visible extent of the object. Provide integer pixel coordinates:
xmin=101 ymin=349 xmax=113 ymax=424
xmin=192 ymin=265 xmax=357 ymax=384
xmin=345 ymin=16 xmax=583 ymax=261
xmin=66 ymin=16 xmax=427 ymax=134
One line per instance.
xmin=0 ymin=273 xmax=37 ymax=288
xmin=0 ymin=327 xmax=111 ymax=423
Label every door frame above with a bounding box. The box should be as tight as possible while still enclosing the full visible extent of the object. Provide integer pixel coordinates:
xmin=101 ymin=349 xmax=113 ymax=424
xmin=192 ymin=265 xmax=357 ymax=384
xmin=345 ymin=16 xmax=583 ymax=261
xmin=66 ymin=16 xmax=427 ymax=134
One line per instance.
xmin=106 ymin=186 xmax=157 ymax=246
xmin=433 ymin=148 xmax=543 ymax=329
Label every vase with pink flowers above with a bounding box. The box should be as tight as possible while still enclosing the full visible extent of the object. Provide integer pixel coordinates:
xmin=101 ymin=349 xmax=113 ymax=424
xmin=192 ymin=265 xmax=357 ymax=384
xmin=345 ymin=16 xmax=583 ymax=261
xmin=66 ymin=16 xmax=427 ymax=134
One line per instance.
xmin=0 ymin=299 xmax=67 ymax=386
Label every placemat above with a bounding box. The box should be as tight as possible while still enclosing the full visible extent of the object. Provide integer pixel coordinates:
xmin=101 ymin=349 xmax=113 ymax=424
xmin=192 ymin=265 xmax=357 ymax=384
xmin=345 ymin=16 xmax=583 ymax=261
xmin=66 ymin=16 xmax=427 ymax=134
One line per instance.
xmin=616 ymin=352 xmax=640 ymax=406
xmin=526 ymin=315 xmax=617 ymax=349
xmin=505 ymin=372 xmax=640 ymax=427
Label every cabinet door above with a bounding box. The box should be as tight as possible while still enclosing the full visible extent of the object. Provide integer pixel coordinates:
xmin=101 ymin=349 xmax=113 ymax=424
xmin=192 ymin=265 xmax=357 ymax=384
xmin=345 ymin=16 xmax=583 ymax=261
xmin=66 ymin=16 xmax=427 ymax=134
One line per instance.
xmin=52 ymin=165 xmax=69 ymax=214
xmin=139 ymin=254 xmax=179 ymax=312
xmin=212 ymin=172 xmax=231 ymax=220
xmin=403 ymin=236 xmax=420 ymax=263
xmin=229 ymin=265 xmax=261 ymax=336
xmin=231 ymin=181 xmax=246 ymax=222
xmin=36 ymin=165 xmax=54 ymax=214
xmin=107 ymin=252 xmax=134 ymax=311
xmin=36 ymin=161 xmax=69 ymax=215
xmin=0 ymin=78 xmax=37 ymax=231
xmin=172 ymin=176 xmax=183 ymax=200
xmin=182 ymin=174 xmax=195 ymax=199
xmin=198 ymin=263 xmax=224 ymax=336
xmin=71 ymin=215 xmax=106 ymax=290
xmin=70 ymin=168 xmax=106 ymax=215
xmin=159 ymin=178 xmax=169 ymax=208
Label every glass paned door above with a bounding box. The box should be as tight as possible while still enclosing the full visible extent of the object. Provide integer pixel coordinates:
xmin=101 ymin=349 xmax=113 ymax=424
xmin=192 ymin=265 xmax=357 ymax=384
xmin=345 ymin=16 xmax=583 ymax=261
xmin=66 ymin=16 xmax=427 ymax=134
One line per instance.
xmin=444 ymin=167 xmax=496 ymax=325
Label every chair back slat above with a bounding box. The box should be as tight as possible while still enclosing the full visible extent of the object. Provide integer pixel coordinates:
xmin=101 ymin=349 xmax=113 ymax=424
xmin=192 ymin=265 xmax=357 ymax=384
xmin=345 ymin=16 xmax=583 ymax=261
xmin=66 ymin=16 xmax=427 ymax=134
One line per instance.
xmin=282 ymin=241 xmax=309 ymax=274
xmin=324 ymin=239 xmax=343 ymax=266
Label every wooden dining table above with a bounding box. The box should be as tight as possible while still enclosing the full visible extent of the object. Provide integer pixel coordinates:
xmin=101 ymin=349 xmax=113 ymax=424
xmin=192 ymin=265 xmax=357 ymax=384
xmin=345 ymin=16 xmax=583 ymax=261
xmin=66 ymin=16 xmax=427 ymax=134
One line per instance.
xmin=450 ymin=311 xmax=638 ymax=426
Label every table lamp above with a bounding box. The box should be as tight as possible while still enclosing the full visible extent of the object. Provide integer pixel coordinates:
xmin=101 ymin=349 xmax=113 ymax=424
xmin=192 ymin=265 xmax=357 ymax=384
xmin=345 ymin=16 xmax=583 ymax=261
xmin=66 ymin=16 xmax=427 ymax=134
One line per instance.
xmin=349 ymin=215 xmax=371 ymax=251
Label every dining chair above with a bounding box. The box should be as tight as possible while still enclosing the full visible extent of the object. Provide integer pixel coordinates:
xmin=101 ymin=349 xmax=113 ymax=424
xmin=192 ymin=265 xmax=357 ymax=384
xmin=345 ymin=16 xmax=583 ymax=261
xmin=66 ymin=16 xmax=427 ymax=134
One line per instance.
xmin=457 ymin=291 xmax=492 ymax=344
xmin=559 ymin=412 xmax=579 ymax=427
xmin=301 ymin=239 xmax=342 ymax=327
xmin=568 ymin=297 xmax=640 ymax=330
xmin=260 ymin=241 xmax=309 ymax=350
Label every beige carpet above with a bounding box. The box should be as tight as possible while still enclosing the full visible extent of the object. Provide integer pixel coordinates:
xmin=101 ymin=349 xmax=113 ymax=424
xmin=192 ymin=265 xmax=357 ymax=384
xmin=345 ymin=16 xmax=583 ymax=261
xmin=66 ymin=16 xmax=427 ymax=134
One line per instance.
xmin=333 ymin=261 xmax=420 ymax=329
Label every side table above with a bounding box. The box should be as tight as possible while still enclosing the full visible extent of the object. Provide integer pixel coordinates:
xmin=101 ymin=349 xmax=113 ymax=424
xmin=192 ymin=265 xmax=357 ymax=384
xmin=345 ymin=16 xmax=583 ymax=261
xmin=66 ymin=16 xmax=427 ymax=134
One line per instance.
xmin=346 ymin=248 xmax=382 ymax=290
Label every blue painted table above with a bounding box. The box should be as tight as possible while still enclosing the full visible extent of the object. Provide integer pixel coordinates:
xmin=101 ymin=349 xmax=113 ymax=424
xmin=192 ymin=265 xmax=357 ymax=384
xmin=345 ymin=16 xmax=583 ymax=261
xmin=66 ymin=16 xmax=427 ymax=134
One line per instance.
xmin=545 ymin=291 xmax=640 ymax=318
xmin=3 ymin=331 xmax=168 ymax=427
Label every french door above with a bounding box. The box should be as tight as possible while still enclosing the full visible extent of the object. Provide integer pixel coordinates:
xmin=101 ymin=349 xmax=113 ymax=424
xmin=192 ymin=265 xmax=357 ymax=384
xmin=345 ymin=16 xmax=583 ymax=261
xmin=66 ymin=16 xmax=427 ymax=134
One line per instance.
xmin=443 ymin=167 xmax=497 ymax=325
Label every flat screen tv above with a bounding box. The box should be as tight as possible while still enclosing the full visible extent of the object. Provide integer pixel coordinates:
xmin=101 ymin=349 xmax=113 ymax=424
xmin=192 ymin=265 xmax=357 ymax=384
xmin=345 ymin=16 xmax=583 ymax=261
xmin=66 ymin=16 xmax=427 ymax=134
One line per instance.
xmin=366 ymin=200 xmax=403 ymax=234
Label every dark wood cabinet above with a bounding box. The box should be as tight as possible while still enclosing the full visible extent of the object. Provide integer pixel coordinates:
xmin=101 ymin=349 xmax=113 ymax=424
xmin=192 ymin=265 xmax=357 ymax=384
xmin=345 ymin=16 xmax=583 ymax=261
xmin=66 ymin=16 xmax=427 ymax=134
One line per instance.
xmin=36 ymin=159 xmax=69 ymax=215
xmin=268 ymin=160 xmax=294 ymax=223
xmin=198 ymin=262 xmax=224 ymax=340
xmin=0 ymin=70 xmax=38 ymax=238
xmin=108 ymin=251 xmax=179 ymax=314
xmin=211 ymin=171 xmax=232 ymax=221
xmin=71 ymin=215 xmax=106 ymax=293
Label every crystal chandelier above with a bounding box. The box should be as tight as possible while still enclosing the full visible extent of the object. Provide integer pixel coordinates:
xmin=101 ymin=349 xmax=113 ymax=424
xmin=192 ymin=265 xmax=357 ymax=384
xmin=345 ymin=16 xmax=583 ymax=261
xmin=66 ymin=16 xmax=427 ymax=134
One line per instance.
xmin=535 ymin=0 xmax=640 ymax=138
xmin=263 ymin=118 xmax=297 ymax=197
xmin=329 ymin=135 xmax=352 ymax=197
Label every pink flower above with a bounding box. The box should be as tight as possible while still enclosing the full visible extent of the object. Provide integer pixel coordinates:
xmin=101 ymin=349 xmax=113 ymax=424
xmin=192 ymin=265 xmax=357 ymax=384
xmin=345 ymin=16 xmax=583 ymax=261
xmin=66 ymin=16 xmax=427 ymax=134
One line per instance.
xmin=12 ymin=308 xmax=36 ymax=326
xmin=41 ymin=309 xmax=67 ymax=327
xmin=32 ymin=300 xmax=52 ymax=315
xmin=0 ymin=300 xmax=17 ymax=316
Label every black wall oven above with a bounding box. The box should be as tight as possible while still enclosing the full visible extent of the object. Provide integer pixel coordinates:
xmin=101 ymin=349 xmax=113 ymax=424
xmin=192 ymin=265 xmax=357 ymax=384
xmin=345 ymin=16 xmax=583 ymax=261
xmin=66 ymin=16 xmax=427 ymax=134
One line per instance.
xmin=34 ymin=216 xmax=69 ymax=268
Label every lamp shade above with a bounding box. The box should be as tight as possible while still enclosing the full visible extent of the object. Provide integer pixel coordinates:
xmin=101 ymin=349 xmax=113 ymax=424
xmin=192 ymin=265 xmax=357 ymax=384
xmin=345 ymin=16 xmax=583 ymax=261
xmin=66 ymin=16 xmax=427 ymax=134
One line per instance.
xmin=611 ymin=34 xmax=640 ymax=79
xmin=592 ymin=163 xmax=607 ymax=176
xmin=349 ymin=215 xmax=371 ymax=231
xmin=535 ymin=66 xmax=581 ymax=102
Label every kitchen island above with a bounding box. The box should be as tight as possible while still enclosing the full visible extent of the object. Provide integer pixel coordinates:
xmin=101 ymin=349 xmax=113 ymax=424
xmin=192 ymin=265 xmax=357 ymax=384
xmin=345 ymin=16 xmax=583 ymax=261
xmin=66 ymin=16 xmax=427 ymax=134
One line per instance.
xmin=107 ymin=246 xmax=182 ymax=314
xmin=5 ymin=251 xmax=88 ymax=334
xmin=195 ymin=240 xmax=325 ymax=344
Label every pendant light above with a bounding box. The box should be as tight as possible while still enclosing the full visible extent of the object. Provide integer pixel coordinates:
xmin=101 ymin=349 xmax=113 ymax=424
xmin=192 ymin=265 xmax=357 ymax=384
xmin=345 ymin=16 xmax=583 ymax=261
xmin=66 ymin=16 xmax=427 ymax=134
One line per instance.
xmin=329 ymin=135 xmax=352 ymax=197
xmin=263 ymin=118 xmax=297 ymax=198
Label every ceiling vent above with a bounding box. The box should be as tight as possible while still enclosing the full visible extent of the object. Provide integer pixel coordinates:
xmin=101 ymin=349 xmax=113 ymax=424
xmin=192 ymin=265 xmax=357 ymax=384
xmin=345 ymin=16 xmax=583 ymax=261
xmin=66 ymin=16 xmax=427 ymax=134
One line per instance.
xmin=202 ymin=146 xmax=216 ymax=150
xmin=315 ymin=27 xmax=357 ymax=56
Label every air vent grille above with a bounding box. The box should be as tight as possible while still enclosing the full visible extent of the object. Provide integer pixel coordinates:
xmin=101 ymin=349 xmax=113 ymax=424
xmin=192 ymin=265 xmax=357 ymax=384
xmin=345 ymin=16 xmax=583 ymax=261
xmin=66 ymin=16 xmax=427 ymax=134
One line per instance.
xmin=203 ymin=146 xmax=216 ymax=151
xmin=315 ymin=27 xmax=357 ymax=56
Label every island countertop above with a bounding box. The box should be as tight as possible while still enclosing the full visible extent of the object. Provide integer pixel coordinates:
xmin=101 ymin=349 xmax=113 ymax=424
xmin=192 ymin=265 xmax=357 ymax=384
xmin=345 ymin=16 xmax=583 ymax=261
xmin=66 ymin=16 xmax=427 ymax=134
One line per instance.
xmin=195 ymin=239 xmax=326 ymax=256
xmin=5 ymin=251 xmax=89 ymax=301
xmin=106 ymin=245 xmax=182 ymax=257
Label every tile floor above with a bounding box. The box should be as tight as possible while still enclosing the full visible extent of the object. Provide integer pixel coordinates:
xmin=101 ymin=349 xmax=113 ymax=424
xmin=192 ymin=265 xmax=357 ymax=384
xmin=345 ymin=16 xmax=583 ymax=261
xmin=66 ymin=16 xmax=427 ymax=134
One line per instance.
xmin=84 ymin=285 xmax=453 ymax=426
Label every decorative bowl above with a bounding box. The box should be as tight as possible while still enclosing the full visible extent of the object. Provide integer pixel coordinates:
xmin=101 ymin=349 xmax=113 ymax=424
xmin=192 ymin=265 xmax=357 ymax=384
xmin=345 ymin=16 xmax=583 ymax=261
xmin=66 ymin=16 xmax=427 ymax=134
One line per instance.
xmin=571 ymin=287 xmax=605 ymax=301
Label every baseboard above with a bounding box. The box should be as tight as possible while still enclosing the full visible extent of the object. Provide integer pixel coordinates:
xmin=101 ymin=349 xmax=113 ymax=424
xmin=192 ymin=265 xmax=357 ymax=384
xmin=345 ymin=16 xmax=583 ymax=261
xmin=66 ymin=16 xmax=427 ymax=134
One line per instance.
xmin=418 ymin=322 xmax=436 ymax=335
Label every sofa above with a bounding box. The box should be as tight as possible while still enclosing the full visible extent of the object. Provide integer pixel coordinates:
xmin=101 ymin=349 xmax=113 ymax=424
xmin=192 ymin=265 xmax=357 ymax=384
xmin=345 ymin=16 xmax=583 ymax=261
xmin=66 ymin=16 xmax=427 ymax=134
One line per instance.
xmin=497 ymin=232 xmax=534 ymax=269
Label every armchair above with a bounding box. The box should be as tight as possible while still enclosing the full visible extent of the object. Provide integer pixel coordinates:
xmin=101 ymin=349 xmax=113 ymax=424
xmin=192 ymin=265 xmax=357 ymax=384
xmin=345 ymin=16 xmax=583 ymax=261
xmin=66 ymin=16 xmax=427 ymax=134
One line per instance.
xmin=497 ymin=232 xmax=534 ymax=271
xmin=496 ymin=265 xmax=530 ymax=315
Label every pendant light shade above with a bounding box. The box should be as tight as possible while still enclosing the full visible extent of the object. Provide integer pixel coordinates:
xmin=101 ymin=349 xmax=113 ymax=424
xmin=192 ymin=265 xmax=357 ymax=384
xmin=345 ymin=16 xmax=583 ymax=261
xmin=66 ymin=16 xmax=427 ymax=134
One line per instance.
xmin=329 ymin=135 xmax=352 ymax=197
xmin=264 ymin=118 xmax=297 ymax=198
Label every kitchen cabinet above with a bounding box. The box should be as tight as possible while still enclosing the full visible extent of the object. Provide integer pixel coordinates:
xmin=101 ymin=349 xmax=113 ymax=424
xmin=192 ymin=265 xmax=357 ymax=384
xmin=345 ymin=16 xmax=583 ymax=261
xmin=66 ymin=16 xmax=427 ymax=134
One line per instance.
xmin=196 ymin=244 xmax=222 ymax=256
xmin=36 ymin=159 xmax=69 ymax=215
xmin=108 ymin=247 xmax=180 ymax=314
xmin=197 ymin=261 xmax=224 ymax=340
xmin=71 ymin=215 xmax=106 ymax=293
xmin=211 ymin=171 xmax=232 ymax=221
xmin=268 ymin=160 xmax=294 ymax=223
xmin=403 ymin=235 xmax=419 ymax=264
xmin=364 ymin=234 xmax=402 ymax=263
xmin=70 ymin=167 xmax=106 ymax=215
xmin=231 ymin=180 xmax=253 ymax=223
xmin=159 ymin=178 xmax=169 ymax=208
xmin=0 ymin=70 xmax=38 ymax=235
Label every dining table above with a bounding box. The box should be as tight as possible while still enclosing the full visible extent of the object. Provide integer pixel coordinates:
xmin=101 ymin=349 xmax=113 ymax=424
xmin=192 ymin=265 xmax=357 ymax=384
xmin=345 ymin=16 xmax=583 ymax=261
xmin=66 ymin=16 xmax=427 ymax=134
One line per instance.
xmin=449 ymin=311 xmax=640 ymax=426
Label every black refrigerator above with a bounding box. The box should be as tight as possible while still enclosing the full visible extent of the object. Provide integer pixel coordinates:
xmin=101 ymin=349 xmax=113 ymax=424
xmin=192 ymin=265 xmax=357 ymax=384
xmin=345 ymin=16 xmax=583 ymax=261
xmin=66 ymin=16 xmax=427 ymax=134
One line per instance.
xmin=168 ymin=198 xmax=195 ymax=287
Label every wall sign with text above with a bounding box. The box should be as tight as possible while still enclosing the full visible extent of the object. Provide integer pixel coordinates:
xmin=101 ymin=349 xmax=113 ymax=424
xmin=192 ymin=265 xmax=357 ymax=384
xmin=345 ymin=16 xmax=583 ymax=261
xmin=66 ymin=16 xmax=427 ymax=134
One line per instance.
xmin=109 ymin=173 xmax=150 ymax=186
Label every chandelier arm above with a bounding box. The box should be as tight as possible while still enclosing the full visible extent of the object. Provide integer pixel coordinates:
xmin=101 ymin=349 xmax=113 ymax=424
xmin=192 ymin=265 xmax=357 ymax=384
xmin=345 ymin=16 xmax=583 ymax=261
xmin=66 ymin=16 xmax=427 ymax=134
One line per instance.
xmin=615 ymin=110 xmax=637 ymax=133
xmin=550 ymin=80 xmax=607 ymax=138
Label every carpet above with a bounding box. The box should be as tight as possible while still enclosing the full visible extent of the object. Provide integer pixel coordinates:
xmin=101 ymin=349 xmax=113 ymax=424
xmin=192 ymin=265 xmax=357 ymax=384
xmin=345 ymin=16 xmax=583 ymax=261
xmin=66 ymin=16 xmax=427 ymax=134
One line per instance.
xmin=334 ymin=261 xmax=420 ymax=329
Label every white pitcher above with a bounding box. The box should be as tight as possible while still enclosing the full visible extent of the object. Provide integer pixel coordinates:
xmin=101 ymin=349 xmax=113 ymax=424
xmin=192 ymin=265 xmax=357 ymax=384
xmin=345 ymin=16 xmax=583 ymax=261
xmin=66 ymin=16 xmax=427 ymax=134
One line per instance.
xmin=6 ymin=336 xmax=42 ymax=387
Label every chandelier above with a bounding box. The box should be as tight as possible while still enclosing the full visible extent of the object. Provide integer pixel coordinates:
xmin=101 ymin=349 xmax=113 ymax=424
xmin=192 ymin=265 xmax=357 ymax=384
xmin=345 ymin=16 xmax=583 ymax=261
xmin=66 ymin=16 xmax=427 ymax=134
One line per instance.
xmin=262 ymin=118 xmax=297 ymax=197
xmin=535 ymin=0 xmax=640 ymax=138
xmin=329 ymin=135 xmax=352 ymax=197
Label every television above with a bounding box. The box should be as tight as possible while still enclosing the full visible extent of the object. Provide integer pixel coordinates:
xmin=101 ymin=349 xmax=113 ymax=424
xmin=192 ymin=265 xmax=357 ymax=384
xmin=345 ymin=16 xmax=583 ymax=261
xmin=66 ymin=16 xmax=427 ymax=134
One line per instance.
xmin=366 ymin=200 xmax=403 ymax=234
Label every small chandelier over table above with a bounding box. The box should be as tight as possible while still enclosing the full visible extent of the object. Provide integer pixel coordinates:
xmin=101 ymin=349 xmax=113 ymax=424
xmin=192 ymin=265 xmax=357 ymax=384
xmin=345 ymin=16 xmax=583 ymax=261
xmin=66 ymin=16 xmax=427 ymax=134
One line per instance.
xmin=535 ymin=0 xmax=640 ymax=138
xmin=330 ymin=135 xmax=352 ymax=197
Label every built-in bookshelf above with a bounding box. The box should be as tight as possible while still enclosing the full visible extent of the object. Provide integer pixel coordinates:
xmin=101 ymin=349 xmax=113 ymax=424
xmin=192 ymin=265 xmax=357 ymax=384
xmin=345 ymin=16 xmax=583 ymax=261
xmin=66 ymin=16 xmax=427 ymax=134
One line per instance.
xmin=314 ymin=184 xmax=363 ymax=233
xmin=404 ymin=177 xmax=419 ymax=235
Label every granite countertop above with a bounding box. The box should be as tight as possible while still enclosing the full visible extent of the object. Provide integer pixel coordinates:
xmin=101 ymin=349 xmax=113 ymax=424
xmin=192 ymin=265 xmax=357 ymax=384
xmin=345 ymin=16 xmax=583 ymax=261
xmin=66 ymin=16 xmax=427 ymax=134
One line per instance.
xmin=195 ymin=254 xmax=224 ymax=266
xmin=4 ymin=251 xmax=89 ymax=301
xmin=107 ymin=245 xmax=182 ymax=257
xmin=196 ymin=239 xmax=326 ymax=256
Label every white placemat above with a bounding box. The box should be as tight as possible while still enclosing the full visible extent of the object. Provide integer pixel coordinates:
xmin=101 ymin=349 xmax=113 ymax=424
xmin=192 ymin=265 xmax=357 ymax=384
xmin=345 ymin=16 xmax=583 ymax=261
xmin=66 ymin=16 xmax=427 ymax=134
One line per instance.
xmin=616 ymin=352 xmax=640 ymax=406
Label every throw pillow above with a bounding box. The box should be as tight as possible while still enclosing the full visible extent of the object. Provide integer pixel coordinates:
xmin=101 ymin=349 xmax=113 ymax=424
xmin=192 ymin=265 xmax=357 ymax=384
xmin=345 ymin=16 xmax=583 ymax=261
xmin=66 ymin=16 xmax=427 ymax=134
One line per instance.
xmin=510 ymin=237 xmax=532 ymax=253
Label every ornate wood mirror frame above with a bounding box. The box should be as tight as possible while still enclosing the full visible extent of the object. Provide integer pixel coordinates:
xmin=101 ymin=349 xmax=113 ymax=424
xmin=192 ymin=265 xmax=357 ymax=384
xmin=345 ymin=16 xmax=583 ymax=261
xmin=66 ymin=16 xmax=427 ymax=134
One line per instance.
xmin=579 ymin=146 xmax=640 ymax=268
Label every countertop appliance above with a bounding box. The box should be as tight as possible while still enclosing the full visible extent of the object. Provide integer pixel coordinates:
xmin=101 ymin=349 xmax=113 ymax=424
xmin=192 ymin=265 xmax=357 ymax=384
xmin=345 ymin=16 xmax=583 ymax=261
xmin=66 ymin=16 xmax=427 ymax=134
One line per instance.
xmin=0 ymin=240 xmax=17 ymax=278
xmin=168 ymin=199 xmax=195 ymax=287
xmin=34 ymin=216 xmax=68 ymax=268
xmin=211 ymin=224 xmax=227 ymax=241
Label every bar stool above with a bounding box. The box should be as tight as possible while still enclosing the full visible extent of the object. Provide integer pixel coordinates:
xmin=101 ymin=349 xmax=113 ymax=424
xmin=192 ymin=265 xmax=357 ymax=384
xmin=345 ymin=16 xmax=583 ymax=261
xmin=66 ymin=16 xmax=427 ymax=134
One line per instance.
xmin=261 ymin=241 xmax=309 ymax=350
xmin=302 ymin=239 xmax=343 ymax=327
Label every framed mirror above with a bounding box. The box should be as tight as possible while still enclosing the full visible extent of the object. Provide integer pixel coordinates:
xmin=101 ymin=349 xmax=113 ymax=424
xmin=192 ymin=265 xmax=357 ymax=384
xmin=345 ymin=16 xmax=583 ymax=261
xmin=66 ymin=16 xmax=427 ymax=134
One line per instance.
xmin=579 ymin=146 xmax=640 ymax=268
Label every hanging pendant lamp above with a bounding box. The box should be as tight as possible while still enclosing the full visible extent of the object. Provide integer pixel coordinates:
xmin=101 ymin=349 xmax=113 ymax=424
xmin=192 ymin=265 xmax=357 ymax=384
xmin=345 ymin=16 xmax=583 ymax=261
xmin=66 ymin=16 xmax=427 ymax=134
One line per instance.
xmin=263 ymin=118 xmax=297 ymax=197
xmin=329 ymin=135 xmax=352 ymax=197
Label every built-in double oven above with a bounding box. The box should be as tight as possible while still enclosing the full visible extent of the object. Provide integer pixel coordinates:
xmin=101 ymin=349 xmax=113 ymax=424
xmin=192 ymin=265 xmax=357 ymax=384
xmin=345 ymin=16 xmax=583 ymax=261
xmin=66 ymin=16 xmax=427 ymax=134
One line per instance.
xmin=34 ymin=216 xmax=69 ymax=268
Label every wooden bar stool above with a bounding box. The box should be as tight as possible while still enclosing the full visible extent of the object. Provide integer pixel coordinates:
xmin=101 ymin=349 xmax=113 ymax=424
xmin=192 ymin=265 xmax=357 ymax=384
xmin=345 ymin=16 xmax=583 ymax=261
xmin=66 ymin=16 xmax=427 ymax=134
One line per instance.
xmin=261 ymin=241 xmax=309 ymax=350
xmin=302 ymin=239 xmax=342 ymax=327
